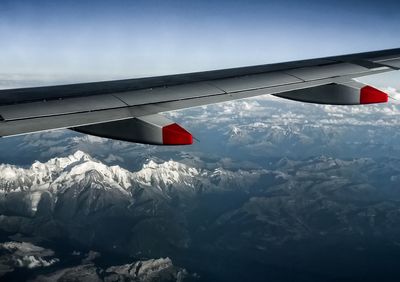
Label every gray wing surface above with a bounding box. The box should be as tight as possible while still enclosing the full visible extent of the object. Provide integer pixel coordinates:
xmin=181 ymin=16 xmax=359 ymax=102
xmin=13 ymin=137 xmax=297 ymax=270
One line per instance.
xmin=0 ymin=48 xmax=399 ymax=145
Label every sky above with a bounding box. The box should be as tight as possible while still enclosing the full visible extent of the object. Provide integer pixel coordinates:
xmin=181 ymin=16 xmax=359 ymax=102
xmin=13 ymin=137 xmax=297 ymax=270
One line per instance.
xmin=0 ymin=0 xmax=400 ymax=80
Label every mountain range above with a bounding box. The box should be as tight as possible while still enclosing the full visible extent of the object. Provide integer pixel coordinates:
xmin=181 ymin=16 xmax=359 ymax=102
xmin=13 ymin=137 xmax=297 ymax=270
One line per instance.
xmin=1 ymin=151 xmax=400 ymax=281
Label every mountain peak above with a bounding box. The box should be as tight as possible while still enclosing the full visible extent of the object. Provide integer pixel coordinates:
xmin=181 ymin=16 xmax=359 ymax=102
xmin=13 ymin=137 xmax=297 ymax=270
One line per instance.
xmin=143 ymin=159 xmax=159 ymax=169
xmin=72 ymin=150 xmax=91 ymax=161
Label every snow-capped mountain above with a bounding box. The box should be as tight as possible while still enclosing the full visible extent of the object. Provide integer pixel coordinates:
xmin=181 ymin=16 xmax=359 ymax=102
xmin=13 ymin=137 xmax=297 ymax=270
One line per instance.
xmin=0 ymin=240 xmax=191 ymax=282
xmin=3 ymin=150 xmax=400 ymax=281
xmin=0 ymin=151 xmax=274 ymax=258
xmin=0 ymin=150 xmax=268 ymax=219
xmin=0 ymin=150 xmax=132 ymax=193
xmin=0 ymin=241 xmax=59 ymax=272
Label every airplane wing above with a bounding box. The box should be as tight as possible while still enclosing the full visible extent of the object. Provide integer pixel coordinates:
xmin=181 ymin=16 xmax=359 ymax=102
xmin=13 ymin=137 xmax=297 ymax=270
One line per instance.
xmin=0 ymin=48 xmax=399 ymax=145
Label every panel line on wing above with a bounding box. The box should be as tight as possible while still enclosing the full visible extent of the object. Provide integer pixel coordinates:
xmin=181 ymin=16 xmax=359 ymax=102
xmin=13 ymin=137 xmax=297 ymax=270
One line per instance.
xmin=0 ymin=67 xmax=393 ymax=123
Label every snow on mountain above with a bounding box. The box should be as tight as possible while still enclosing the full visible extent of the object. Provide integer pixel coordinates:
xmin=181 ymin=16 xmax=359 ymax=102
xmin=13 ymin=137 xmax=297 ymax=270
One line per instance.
xmin=0 ymin=165 xmax=32 ymax=191
xmin=31 ymin=255 xmax=189 ymax=282
xmin=134 ymin=160 xmax=201 ymax=190
xmin=0 ymin=241 xmax=59 ymax=276
xmin=210 ymin=167 xmax=265 ymax=190
xmin=0 ymin=240 xmax=190 ymax=281
xmin=0 ymin=151 xmax=267 ymax=213
xmin=49 ymin=153 xmax=133 ymax=195
xmin=105 ymin=257 xmax=188 ymax=281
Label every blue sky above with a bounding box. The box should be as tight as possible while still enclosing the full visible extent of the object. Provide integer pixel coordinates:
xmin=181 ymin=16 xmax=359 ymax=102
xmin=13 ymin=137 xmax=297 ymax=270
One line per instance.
xmin=0 ymin=0 xmax=400 ymax=78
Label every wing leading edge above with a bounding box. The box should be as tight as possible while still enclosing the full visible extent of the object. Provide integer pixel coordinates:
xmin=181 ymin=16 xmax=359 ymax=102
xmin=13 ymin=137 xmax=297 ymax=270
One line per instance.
xmin=0 ymin=48 xmax=399 ymax=144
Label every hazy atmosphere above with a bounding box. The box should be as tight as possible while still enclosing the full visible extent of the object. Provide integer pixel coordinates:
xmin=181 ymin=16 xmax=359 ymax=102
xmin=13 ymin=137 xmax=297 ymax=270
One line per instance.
xmin=1 ymin=0 xmax=400 ymax=78
xmin=0 ymin=1 xmax=400 ymax=281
